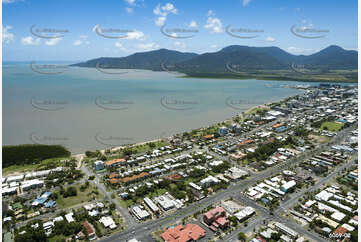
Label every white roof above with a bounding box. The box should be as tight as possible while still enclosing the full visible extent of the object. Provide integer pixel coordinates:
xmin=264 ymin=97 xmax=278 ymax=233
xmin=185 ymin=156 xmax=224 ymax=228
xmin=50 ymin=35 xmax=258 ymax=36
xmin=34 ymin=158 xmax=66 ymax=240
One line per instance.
xmin=154 ymin=194 xmax=175 ymax=210
xmin=144 ymin=197 xmax=159 ymax=212
xmin=53 ymin=216 xmax=64 ymax=222
xmin=342 ymin=223 xmax=355 ymax=231
xmin=132 ymin=205 xmax=150 ymax=219
xmin=99 ymin=216 xmax=116 ymax=229
xmin=43 ymin=221 xmax=54 ymax=228
xmin=84 ymin=203 xmax=96 ymax=210
xmin=89 ymin=210 xmax=99 ymax=217
xmin=281 ymin=180 xmax=296 ymax=190
xmin=331 ymin=211 xmax=346 ymax=221
xmin=209 ymin=160 xmax=223 ymax=166
xmin=315 ymin=190 xmax=333 ymax=201
xmin=65 ymin=212 xmax=75 ymax=223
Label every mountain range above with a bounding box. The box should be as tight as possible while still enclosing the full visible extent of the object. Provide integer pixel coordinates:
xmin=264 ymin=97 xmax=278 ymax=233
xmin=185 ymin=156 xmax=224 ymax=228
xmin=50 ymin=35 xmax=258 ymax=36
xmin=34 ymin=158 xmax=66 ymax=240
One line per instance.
xmin=72 ymin=45 xmax=357 ymax=81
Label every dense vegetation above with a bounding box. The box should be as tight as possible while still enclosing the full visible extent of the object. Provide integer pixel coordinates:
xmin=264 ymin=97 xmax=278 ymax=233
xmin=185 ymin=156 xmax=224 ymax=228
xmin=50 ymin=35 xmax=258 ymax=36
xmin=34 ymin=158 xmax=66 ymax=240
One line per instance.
xmin=3 ymin=144 xmax=70 ymax=168
xmin=73 ymin=45 xmax=357 ymax=82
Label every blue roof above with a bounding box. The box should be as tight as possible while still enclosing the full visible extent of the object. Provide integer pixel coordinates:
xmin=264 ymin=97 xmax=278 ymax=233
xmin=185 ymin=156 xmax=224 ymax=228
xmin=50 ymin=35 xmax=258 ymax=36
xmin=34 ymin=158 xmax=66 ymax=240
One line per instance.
xmin=44 ymin=200 xmax=56 ymax=208
xmin=42 ymin=192 xmax=52 ymax=198
xmin=275 ymin=126 xmax=288 ymax=132
xmin=33 ymin=197 xmax=47 ymax=204
xmin=261 ymin=198 xmax=270 ymax=204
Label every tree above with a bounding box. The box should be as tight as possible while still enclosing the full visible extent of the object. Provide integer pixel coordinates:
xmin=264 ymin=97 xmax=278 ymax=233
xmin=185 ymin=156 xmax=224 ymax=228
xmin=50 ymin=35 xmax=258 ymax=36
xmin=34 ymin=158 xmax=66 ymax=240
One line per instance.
xmin=109 ymin=203 xmax=116 ymax=210
xmin=238 ymin=232 xmax=246 ymax=241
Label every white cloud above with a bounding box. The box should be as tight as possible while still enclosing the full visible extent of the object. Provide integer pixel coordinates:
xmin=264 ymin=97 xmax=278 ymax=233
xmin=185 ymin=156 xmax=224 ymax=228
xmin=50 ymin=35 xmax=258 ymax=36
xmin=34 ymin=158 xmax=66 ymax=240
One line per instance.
xmin=136 ymin=42 xmax=160 ymax=51
xmin=265 ymin=36 xmax=275 ymax=42
xmin=3 ymin=25 xmax=14 ymax=44
xmin=207 ymin=10 xmax=215 ymax=17
xmin=124 ymin=0 xmax=135 ymax=5
xmin=242 ymin=0 xmax=252 ymax=6
xmin=115 ymin=42 xmax=127 ymax=51
xmin=125 ymin=7 xmax=133 ymax=14
xmin=45 ymin=38 xmax=62 ymax=46
xmin=287 ymin=46 xmax=314 ymax=53
xmin=73 ymin=35 xmax=90 ymax=46
xmin=161 ymin=3 xmax=177 ymax=13
xmin=125 ymin=30 xmax=145 ymax=40
xmin=174 ymin=41 xmax=186 ymax=49
xmin=73 ymin=40 xmax=82 ymax=46
xmin=188 ymin=20 xmax=198 ymax=28
xmin=204 ymin=12 xmax=223 ymax=33
xmin=153 ymin=3 xmax=178 ymax=26
xmin=2 ymin=0 xmax=17 ymax=3
xmin=155 ymin=16 xmax=167 ymax=27
xmin=21 ymin=36 xmax=41 ymax=45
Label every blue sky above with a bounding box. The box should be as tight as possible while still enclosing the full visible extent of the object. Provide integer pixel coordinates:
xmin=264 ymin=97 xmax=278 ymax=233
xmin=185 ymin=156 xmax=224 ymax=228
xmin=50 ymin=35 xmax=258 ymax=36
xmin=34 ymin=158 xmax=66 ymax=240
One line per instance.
xmin=2 ymin=0 xmax=358 ymax=61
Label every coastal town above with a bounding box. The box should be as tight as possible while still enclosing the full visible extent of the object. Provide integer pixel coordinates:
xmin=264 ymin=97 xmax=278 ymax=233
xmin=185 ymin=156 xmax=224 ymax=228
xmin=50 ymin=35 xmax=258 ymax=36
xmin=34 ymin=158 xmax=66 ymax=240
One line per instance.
xmin=2 ymin=84 xmax=358 ymax=242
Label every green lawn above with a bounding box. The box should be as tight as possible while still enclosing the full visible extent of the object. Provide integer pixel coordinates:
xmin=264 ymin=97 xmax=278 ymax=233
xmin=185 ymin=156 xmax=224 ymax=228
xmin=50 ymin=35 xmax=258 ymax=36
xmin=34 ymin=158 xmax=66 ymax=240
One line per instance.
xmin=48 ymin=235 xmax=67 ymax=242
xmin=245 ymin=106 xmax=269 ymax=115
xmin=320 ymin=122 xmax=344 ymax=132
xmin=118 ymin=198 xmax=134 ymax=208
xmin=56 ymin=184 xmax=103 ymax=209
xmin=3 ymin=157 xmax=65 ymax=176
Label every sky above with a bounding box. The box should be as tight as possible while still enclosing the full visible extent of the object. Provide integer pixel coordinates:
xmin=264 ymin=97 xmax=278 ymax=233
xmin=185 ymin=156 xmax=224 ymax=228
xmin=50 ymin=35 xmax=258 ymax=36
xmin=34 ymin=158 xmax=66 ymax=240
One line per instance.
xmin=2 ymin=0 xmax=358 ymax=61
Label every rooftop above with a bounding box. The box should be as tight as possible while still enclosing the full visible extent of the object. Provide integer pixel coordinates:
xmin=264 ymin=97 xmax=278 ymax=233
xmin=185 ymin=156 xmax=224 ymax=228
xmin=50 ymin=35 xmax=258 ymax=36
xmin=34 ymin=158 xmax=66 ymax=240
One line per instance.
xmin=161 ymin=224 xmax=206 ymax=242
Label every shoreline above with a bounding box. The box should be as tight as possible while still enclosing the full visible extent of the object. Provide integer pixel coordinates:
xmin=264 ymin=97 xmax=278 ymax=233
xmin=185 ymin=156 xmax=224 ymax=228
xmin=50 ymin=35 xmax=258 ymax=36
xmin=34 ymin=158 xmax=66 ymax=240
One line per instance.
xmin=71 ymin=89 xmax=303 ymax=158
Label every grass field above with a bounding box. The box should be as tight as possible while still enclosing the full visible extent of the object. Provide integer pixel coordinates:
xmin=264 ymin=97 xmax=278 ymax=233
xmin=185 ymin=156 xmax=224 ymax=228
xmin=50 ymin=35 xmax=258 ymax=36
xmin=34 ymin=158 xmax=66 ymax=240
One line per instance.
xmin=320 ymin=121 xmax=344 ymax=132
xmin=3 ymin=157 xmax=66 ymax=176
xmin=48 ymin=235 xmax=67 ymax=242
xmin=56 ymin=184 xmax=103 ymax=209
xmin=245 ymin=106 xmax=269 ymax=115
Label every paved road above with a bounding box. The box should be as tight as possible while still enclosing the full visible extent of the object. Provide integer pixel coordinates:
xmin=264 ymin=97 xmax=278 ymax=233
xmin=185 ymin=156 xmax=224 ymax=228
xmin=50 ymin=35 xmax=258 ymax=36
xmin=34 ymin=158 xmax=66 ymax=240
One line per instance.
xmin=80 ymin=165 xmax=138 ymax=228
xmin=221 ymin=155 xmax=356 ymax=242
xmin=98 ymin=125 xmax=355 ymax=242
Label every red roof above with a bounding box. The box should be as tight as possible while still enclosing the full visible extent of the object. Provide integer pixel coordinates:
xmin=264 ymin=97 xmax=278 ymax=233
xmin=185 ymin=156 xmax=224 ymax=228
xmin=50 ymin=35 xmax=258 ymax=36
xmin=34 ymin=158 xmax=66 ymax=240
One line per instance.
xmin=238 ymin=139 xmax=254 ymax=146
xmin=215 ymin=216 xmax=228 ymax=226
xmin=105 ymin=158 xmax=126 ymax=166
xmin=204 ymin=206 xmax=226 ymax=220
xmin=167 ymin=173 xmax=182 ymax=181
xmin=82 ymin=221 xmax=95 ymax=235
xmin=333 ymin=226 xmax=348 ymax=235
xmin=256 ymin=237 xmax=266 ymax=242
xmin=161 ymin=224 xmax=206 ymax=242
xmin=122 ymin=172 xmax=149 ymax=183
xmin=109 ymin=172 xmax=120 ymax=179
xmin=212 ymin=222 xmax=219 ymax=228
